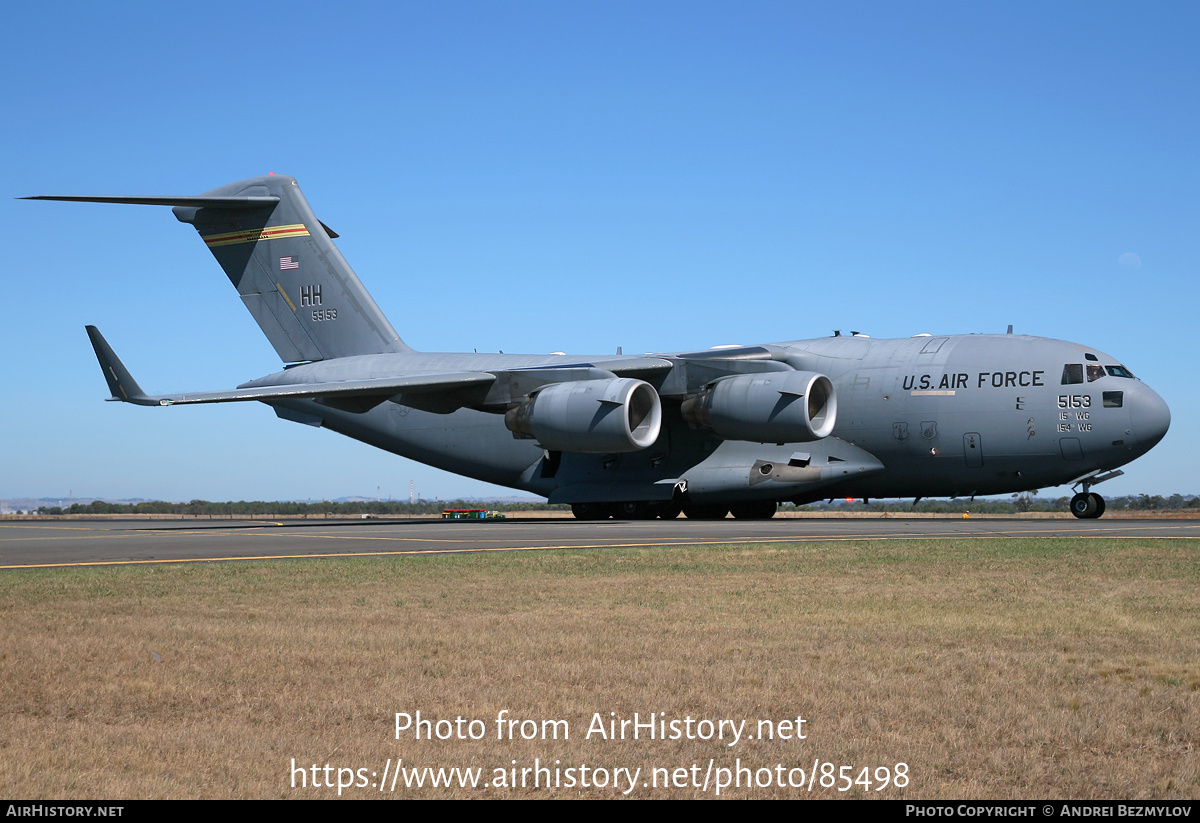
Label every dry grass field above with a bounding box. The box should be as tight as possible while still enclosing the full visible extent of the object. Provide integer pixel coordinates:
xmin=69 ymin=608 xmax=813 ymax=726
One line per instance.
xmin=1 ymin=538 xmax=1197 ymax=799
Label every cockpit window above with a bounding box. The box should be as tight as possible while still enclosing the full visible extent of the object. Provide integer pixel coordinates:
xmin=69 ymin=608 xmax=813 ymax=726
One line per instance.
xmin=1085 ymin=353 xmax=1098 ymax=362
xmin=1087 ymin=364 xmax=1105 ymax=382
xmin=1061 ymin=364 xmax=1083 ymax=385
xmin=1103 ymin=391 xmax=1124 ymax=408
xmin=1105 ymin=365 xmax=1135 ymax=379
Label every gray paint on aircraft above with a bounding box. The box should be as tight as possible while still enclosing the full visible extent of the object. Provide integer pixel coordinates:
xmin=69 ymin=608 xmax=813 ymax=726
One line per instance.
xmin=26 ymin=176 xmax=1171 ymax=519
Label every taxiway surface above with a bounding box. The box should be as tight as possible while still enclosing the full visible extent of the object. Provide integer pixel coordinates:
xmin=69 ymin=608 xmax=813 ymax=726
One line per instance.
xmin=2 ymin=517 xmax=1197 ymax=570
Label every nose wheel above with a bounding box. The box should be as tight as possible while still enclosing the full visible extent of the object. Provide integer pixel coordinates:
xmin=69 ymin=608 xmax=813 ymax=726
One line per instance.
xmin=1070 ymin=492 xmax=1106 ymax=519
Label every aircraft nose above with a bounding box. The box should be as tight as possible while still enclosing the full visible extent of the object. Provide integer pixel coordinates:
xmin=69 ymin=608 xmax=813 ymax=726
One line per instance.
xmin=1131 ymin=383 xmax=1170 ymax=451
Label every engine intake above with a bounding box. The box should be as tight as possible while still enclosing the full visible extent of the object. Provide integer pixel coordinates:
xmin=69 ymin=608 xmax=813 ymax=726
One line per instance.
xmin=680 ymin=370 xmax=836 ymax=442
xmin=505 ymin=378 xmax=663 ymax=453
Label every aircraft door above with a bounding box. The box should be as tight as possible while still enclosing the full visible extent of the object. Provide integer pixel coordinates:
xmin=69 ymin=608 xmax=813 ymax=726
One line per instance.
xmin=963 ymin=432 xmax=983 ymax=468
xmin=1059 ymin=438 xmax=1084 ymax=460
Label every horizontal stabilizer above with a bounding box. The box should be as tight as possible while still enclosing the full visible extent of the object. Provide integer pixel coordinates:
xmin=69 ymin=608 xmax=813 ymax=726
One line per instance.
xmin=22 ymin=194 xmax=279 ymax=209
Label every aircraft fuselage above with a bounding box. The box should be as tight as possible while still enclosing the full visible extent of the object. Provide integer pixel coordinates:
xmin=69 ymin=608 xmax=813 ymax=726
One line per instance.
xmin=266 ymin=332 xmax=1169 ymax=509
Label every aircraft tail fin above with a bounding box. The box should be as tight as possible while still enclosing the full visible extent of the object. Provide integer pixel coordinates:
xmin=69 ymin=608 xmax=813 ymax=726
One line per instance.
xmin=32 ymin=175 xmax=411 ymax=362
xmin=85 ymin=326 xmax=157 ymax=406
xmin=175 ymin=174 xmax=411 ymax=362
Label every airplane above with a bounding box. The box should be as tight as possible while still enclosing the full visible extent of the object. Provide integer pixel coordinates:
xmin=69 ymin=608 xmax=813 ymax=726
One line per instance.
xmin=25 ymin=174 xmax=1170 ymax=520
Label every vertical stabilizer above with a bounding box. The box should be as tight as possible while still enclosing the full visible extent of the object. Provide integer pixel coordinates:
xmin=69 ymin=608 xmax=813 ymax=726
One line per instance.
xmin=171 ymin=175 xmax=410 ymax=362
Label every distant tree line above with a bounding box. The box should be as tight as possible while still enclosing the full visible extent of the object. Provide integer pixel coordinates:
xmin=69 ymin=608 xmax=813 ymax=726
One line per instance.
xmin=32 ymin=494 xmax=1198 ymax=516
xmin=33 ymin=499 xmax=570 ymax=517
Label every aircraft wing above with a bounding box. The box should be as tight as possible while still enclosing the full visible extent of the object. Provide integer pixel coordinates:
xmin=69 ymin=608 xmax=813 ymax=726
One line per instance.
xmin=87 ymin=326 xmax=673 ymax=412
xmin=86 ymin=326 xmax=496 ymax=408
xmin=137 ymin=373 xmax=496 ymax=407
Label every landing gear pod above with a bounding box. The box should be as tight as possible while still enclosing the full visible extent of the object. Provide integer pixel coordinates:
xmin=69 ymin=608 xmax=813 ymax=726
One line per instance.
xmin=505 ymin=378 xmax=663 ymax=453
xmin=681 ymin=371 xmax=836 ymax=443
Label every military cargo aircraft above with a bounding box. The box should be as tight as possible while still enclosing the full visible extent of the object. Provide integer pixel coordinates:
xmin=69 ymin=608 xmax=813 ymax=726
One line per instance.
xmin=26 ymin=175 xmax=1170 ymax=519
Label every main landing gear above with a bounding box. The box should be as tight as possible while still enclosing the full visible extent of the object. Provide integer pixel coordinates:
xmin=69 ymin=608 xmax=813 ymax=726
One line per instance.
xmin=570 ymin=501 xmax=683 ymax=520
xmin=1069 ymin=492 xmax=1106 ymax=519
xmin=570 ymin=500 xmax=778 ymax=520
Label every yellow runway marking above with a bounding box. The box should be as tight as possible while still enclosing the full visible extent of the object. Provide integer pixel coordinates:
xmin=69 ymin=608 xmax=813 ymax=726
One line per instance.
xmin=0 ymin=534 xmax=154 ymax=542
xmin=0 ymin=528 xmax=289 ymax=542
xmin=1 ymin=533 xmax=1196 ymax=570
xmin=0 ymin=524 xmax=139 ymax=533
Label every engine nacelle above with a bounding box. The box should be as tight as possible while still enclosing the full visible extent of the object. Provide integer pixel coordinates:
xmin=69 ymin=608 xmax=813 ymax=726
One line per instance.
xmin=680 ymin=370 xmax=836 ymax=442
xmin=504 ymin=378 xmax=663 ymax=453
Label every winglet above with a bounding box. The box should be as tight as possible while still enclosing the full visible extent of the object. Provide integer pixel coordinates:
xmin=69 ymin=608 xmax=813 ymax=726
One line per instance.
xmin=85 ymin=326 xmax=157 ymax=405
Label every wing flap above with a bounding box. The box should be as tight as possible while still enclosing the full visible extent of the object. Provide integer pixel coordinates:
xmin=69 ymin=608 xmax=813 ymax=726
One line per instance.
xmin=586 ymin=356 xmax=674 ymax=379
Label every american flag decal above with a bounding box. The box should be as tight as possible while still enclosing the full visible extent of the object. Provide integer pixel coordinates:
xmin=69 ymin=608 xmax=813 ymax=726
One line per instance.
xmin=280 ymin=256 xmax=299 ymax=270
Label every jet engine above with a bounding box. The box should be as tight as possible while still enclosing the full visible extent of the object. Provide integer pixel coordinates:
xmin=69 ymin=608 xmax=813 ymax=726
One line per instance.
xmin=504 ymin=377 xmax=663 ymax=453
xmin=680 ymin=370 xmax=836 ymax=442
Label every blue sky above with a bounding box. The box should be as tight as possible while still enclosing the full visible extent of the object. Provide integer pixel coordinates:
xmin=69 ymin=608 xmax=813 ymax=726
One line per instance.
xmin=3 ymin=1 xmax=1196 ymax=502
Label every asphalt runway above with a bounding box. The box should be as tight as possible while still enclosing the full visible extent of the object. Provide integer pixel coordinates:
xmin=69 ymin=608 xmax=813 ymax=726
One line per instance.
xmin=1 ymin=516 xmax=1198 ymax=570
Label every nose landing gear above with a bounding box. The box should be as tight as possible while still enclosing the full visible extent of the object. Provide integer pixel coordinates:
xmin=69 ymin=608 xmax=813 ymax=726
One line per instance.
xmin=1067 ymin=469 xmax=1123 ymax=519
